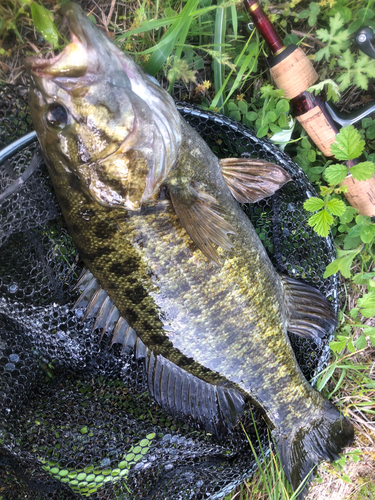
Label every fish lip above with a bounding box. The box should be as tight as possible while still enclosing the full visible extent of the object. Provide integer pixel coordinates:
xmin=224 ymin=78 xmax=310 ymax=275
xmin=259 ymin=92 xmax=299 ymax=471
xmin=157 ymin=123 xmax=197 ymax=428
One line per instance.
xmin=25 ymin=2 xmax=92 ymax=75
xmin=59 ymin=2 xmax=92 ymax=48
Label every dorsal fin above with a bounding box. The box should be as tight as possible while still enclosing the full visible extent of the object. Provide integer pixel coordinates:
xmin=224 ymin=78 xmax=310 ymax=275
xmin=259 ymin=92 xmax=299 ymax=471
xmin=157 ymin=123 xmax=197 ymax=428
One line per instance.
xmin=168 ymin=184 xmax=236 ymax=265
xmin=73 ymin=269 xmax=246 ymax=435
xmin=219 ymin=158 xmax=291 ymax=203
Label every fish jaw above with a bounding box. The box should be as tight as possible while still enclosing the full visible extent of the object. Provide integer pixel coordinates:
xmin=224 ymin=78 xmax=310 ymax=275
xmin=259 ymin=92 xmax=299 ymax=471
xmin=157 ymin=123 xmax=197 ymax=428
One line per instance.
xmin=25 ymin=2 xmax=182 ymax=210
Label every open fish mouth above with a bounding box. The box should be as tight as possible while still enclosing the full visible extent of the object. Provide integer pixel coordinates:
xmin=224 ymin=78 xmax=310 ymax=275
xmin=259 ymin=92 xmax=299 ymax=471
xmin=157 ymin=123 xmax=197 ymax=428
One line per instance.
xmin=25 ymin=2 xmax=100 ymax=79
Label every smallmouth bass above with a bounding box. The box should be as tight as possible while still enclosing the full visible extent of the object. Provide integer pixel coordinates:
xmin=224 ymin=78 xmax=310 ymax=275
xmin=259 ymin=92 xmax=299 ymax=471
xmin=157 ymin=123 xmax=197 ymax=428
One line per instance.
xmin=26 ymin=3 xmax=354 ymax=497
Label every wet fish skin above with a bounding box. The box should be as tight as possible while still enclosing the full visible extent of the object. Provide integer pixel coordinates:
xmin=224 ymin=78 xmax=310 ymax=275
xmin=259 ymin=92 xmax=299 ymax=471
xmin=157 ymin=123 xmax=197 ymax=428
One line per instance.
xmin=26 ymin=2 xmax=354 ymax=496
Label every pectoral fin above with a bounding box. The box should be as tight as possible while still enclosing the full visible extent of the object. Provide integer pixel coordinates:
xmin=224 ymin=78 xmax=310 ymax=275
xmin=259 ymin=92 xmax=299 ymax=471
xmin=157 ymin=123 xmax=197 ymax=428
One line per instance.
xmin=280 ymin=275 xmax=337 ymax=341
xmin=219 ymin=158 xmax=291 ymax=203
xmin=169 ymin=184 xmax=236 ymax=265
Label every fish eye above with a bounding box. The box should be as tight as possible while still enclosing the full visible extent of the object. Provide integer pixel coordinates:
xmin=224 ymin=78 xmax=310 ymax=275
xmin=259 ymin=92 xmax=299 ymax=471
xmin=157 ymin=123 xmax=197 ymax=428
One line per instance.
xmin=45 ymin=103 xmax=69 ymax=129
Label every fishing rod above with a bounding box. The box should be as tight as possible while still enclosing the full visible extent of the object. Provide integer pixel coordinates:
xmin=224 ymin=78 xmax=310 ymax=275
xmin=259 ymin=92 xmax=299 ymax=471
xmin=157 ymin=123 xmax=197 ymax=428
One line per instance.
xmin=243 ymin=0 xmax=375 ymax=217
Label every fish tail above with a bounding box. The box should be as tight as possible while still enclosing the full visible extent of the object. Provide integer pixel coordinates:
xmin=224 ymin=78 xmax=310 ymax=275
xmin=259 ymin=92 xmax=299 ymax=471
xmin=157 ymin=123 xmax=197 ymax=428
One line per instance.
xmin=275 ymin=399 xmax=354 ymax=499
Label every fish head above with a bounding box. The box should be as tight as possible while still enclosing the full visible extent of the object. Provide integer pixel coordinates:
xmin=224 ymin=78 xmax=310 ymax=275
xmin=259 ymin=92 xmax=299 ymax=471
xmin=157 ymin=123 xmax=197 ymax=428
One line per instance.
xmin=26 ymin=2 xmax=181 ymax=211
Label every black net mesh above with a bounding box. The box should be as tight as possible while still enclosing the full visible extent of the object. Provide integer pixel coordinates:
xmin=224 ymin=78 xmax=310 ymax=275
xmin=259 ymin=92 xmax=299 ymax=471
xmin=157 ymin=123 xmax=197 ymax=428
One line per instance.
xmin=0 ymin=84 xmax=339 ymax=500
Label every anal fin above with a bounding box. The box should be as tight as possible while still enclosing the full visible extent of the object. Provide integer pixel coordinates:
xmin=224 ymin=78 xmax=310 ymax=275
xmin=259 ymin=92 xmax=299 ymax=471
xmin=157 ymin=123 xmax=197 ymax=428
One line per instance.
xmin=219 ymin=158 xmax=291 ymax=203
xmin=146 ymin=353 xmax=246 ymax=436
xmin=280 ymin=275 xmax=337 ymax=341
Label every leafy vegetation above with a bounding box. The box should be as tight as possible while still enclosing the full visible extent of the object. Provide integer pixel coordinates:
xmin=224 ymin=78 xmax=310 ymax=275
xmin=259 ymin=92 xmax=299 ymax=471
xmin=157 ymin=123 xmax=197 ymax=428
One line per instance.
xmin=1 ymin=0 xmax=375 ymax=498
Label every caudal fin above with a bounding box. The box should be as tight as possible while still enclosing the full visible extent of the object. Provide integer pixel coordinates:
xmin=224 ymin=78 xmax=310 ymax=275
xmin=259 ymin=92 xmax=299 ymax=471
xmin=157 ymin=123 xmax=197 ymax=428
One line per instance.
xmin=275 ymin=399 xmax=354 ymax=499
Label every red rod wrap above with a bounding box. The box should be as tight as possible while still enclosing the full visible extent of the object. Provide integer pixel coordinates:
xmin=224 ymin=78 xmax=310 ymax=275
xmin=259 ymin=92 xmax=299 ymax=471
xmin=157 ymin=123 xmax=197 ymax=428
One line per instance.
xmin=243 ymin=0 xmax=284 ymax=55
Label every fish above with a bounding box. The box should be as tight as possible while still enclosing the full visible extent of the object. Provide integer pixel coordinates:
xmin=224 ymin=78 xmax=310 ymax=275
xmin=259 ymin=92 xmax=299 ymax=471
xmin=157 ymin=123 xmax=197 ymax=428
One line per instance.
xmin=25 ymin=2 xmax=354 ymax=497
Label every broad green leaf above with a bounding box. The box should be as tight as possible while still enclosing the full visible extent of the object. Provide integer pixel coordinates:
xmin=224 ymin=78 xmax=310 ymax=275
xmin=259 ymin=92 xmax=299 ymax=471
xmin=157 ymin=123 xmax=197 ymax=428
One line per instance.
xmin=353 ymin=274 xmax=371 ymax=285
xmin=354 ymin=334 xmax=367 ymax=350
xmin=361 ymin=308 xmax=375 ymax=318
xmin=227 ymin=101 xmax=238 ymax=111
xmin=356 ymin=214 xmax=371 ymax=225
xmin=343 ymin=235 xmax=362 ymax=250
xmin=338 ymin=224 xmax=349 ymax=233
xmin=360 ymin=226 xmax=375 ymax=243
xmin=360 ymin=272 xmax=375 ymax=280
xmin=269 ymin=123 xmax=281 ymax=134
xmin=299 ymin=10 xmax=310 ymax=19
xmin=347 ymin=224 xmax=363 ymax=238
xmin=265 ymin=111 xmax=276 ymax=123
xmin=362 ymin=117 xmax=373 ymax=129
xmin=307 ymin=209 xmax=333 ymax=237
xmin=347 ymin=339 xmax=355 ymax=353
xmin=323 ymin=259 xmax=340 ymax=278
xmin=339 ymin=206 xmax=358 ymax=224
xmin=348 ymin=19 xmax=363 ymax=35
xmin=307 ymin=149 xmax=316 ymax=162
xmin=310 ymin=166 xmax=325 ymax=174
xmin=229 ymin=110 xmax=241 ymax=121
xmin=366 ymin=125 xmax=375 ymax=140
xmin=246 ymin=111 xmax=258 ymax=122
xmin=324 ymin=248 xmax=361 ymax=278
xmin=341 ymin=474 xmax=352 ymax=484
xmin=30 ymin=3 xmax=59 ymax=48
xmin=357 ymin=292 xmax=375 ymax=309
xmin=330 ymin=126 xmax=365 ymax=161
xmin=326 ymin=198 xmax=346 ymax=216
xmin=278 ymin=114 xmax=287 ymax=128
xmin=237 ymin=100 xmax=248 ymax=114
xmin=304 ymin=197 xmax=325 ymax=212
xmin=349 ymin=307 xmax=359 ymax=318
xmin=257 ymin=125 xmax=269 ymax=138
xmin=329 ymin=338 xmax=347 ymax=353
xmin=276 ymin=99 xmax=289 ymax=113
xmin=350 ymin=161 xmax=375 ymax=181
xmin=324 ymin=163 xmax=347 ymax=184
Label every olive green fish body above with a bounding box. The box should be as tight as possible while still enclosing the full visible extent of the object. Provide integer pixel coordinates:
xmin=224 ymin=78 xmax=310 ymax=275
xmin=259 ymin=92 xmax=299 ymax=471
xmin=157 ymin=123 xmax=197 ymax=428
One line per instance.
xmin=49 ymin=115 xmax=320 ymax=434
xmin=26 ymin=3 xmax=354 ymax=496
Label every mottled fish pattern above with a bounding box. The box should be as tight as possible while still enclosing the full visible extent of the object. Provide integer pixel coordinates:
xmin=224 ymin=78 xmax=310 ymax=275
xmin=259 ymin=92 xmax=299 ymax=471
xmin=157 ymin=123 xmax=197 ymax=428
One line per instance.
xmin=26 ymin=3 xmax=354 ymax=497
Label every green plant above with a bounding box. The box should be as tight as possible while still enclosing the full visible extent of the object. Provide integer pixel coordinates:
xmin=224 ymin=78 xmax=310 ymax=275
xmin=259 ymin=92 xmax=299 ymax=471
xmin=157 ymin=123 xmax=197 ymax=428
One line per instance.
xmin=304 ymin=126 xmax=375 ymax=239
xmin=226 ymin=84 xmax=290 ymax=138
xmin=298 ymin=2 xmax=320 ymax=27
xmin=226 ymin=414 xmax=310 ymax=500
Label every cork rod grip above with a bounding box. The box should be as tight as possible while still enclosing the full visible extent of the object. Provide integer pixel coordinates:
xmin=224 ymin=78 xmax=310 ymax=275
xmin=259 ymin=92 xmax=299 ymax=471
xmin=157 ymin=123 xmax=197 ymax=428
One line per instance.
xmin=296 ymin=106 xmax=337 ymax=157
xmin=269 ymin=47 xmax=318 ymax=99
xmin=341 ymin=175 xmax=375 ymax=217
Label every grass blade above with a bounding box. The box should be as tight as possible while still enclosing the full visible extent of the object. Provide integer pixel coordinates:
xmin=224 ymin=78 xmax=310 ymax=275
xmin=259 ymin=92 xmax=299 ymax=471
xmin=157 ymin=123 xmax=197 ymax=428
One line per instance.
xmin=144 ymin=0 xmax=200 ymax=76
xmin=213 ymin=0 xmax=227 ymax=111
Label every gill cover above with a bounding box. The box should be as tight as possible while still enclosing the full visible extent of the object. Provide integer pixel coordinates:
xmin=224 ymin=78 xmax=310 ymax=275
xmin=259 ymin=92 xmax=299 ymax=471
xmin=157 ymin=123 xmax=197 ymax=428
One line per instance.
xmin=26 ymin=2 xmax=181 ymax=210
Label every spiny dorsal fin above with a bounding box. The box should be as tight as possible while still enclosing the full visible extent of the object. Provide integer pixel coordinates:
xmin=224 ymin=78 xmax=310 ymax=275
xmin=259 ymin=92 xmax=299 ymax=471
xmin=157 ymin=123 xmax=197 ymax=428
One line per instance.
xmin=280 ymin=275 xmax=337 ymax=341
xmin=219 ymin=158 xmax=291 ymax=203
xmin=73 ymin=268 xmax=246 ymax=436
xmin=169 ymin=184 xmax=236 ymax=265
